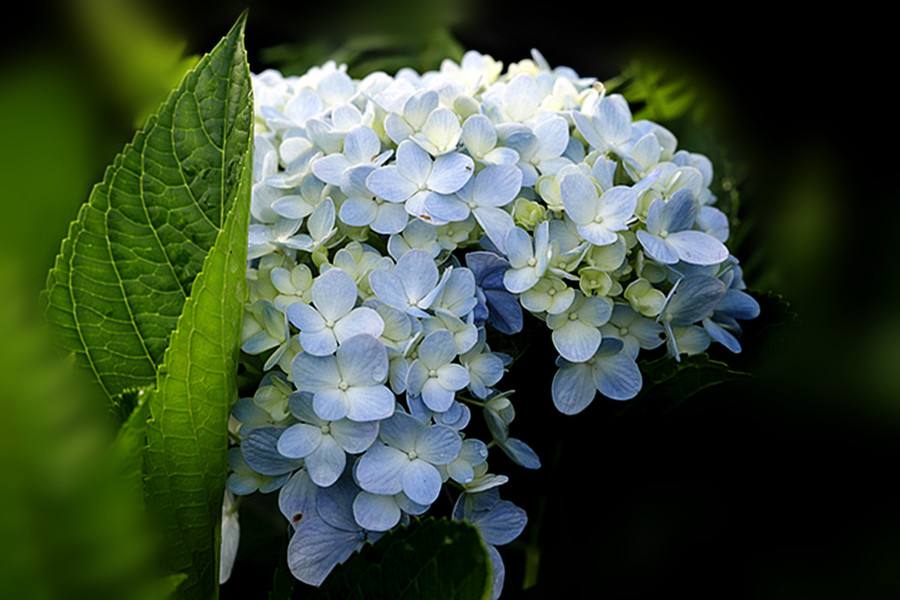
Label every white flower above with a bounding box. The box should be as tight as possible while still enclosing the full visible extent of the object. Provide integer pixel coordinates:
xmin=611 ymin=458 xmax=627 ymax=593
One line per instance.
xmin=502 ymin=221 xmax=551 ymax=293
xmin=286 ymin=268 xmax=384 ymax=356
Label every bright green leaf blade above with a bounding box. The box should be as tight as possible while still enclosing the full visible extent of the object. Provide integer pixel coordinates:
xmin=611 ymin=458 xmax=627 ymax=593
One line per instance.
xmin=309 ymin=518 xmax=493 ymax=600
xmin=44 ymin=11 xmax=252 ymax=409
xmin=143 ymin=23 xmax=253 ymax=593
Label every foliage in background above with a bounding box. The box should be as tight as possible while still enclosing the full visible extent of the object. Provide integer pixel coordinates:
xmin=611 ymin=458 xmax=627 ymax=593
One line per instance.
xmin=0 ymin=265 xmax=164 ymax=600
xmin=310 ymin=519 xmax=492 ymax=600
xmin=67 ymin=0 xmax=199 ymax=124
xmin=259 ymin=0 xmax=466 ymax=77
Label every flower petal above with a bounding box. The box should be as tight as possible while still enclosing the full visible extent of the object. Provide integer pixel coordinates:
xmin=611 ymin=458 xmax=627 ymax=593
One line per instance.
xmin=551 ymin=363 xmax=596 ymax=415
xmin=366 ymin=165 xmax=416 ymax=202
xmin=428 ymin=152 xmax=475 ymax=194
xmin=551 ymin=320 xmax=602 ymax=363
xmin=313 ymin=268 xmax=358 ymax=322
xmin=305 ymin=436 xmax=346 ymax=487
xmin=334 ymin=307 xmax=385 ymax=344
xmin=336 ymin=334 xmax=389 ymax=385
xmin=277 ymin=423 xmax=324 ymax=459
xmin=666 ymin=230 xmax=729 ymax=265
xmin=473 ymin=165 xmax=523 ymax=208
xmin=287 ymin=517 xmax=360 ymax=587
xmin=329 ymin=419 xmax=380 ymax=454
xmin=345 ymin=385 xmax=395 ymax=422
xmin=415 ymin=425 xmax=462 ymax=465
xmin=352 ymin=492 xmax=401 ymax=532
xmin=356 ymin=444 xmax=407 ymax=495
xmin=401 ymin=459 xmax=443 ymax=505
xmin=591 ymin=351 xmax=642 ymax=400
xmin=292 ymin=353 xmax=340 ymax=393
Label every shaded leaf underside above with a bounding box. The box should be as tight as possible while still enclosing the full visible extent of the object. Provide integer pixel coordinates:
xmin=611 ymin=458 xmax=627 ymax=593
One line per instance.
xmin=311 ymin=518 xmax=493 ymax=600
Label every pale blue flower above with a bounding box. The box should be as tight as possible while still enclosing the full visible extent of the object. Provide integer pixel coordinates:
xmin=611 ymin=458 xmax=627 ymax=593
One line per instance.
xmin=425 ymin=164 xmax=521 ymax=251
xmin=240 ymin=426 xmax=302 ymax=478
xmin=286 ymin=268 xmax=384 ymax=357
xmin=407 ymin=395 xmax=472 ymax=431
xmin=459 ymin=334 xmax=507 ymax=399
xmin=551 ymin=338 xmax=642 ymax=414
xmin=230 ymin=397 xmax=277 ymax=434
xmin=277 ymin=393 xmax=380 ymax=487
xmin=406 ymin=329 xmax=471 ymax=412
xmin=355 ymin=411 xmax=462 ymax=505
xmin=499 ymin=73 xmax=543 ymax=123
xmin=703 ymin=265 xmax=760 ymax=353
xmin=636 ymin=190 xmax=728 ymax=265
xmin=482 ymin=405 xmax=540 ymax=470
xmin=411 ymin=107 xmax=463 ymax=155
xmin=286 ymin=474 xmax=380 ymax=587
xmin=560 ymin=172 xmax=636 ymax=246
xmin=520 ymin=275 xmax=576 ymax=315
xmin=431 ymin=267 xmax=479 ymax=318
xmin=384 ymin=90 xmax=438 ymax=144
xmin=226 ymin=447 xmax=290 ymax=495
xmin=351 ymin=490 xmax=427 ymax=532
xmin=508 ymin=115 xmax=570 ymax=185
xmin=572 ymin=93 xmax=633 ymax=154
xmin=465 ymin=251 xmax=523 ymax=335
xmin=338 ymin=165 xmax=409 ymax=234
xmin=696 ymin=205 xmax=729 ymax=242
xmin=328 ymin=242 xmax=393 ymax=298
xmin=460 ymin=114 xmax=520 ymax=165
xmin=658 ymin=274 xmax=727 ymax=360
xmin=365 ymin=140 xmax=473 ymax=221
xmin=291 ymin=334 xmax=395 ymax=422
xmin=369 ymin=249 xmax=451 ymax=318
xmin=622 ymin=132 xmax=663 ymax=180
xmin=219 ymin=491 xmax=239 ymax=584
xmin=600 ymin=303 xmax=665 ymax=358
xmin=312 ymin=125 xmax=391 ymax=187
xmin=445 ymin=438 xmax=489 ymax=484
xmin=242 ymin=299 xmax=291 ymax=370
xmin=667 ymin=325 xmax=711 ymax=358
xmin=386 ymin=218 xmax=441 ymax=261
xmin=282 ymin=197 xmax=337 ymax=253
xmin=502 ymin=222 xmax=551 ymax=293
xmin=247 ymin=219 xmax=301 ymax=259
xmin=270 ymin=173 xmax=328 ymax=221
xmin=453 ymin=489 xmax=527 ymax=600
xmin=422 ymin=311 xmax=478 ymax=355
xmin=546 ymin=292 xmax=613 ymax=363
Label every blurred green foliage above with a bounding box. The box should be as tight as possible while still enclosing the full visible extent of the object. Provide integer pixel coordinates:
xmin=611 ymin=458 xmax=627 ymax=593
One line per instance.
xmin=67 ymin=0 xmax=198 ymax=124
xmin=259 ymin=0 xmax=467 ymax=76
xmin=0 ymin=264 xmax=163 ymax=600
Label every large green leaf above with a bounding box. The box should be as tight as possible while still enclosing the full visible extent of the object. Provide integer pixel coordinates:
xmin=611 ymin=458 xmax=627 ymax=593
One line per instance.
xmin=44 ymin=12 xmax=252 ymax=414
xmin=144 ymin=149 xmax=250 ymax=598
xmin=309 ymin=518 xmax=493 ymax=600
xmin=138 ymin=18 xmax=253 ymax=599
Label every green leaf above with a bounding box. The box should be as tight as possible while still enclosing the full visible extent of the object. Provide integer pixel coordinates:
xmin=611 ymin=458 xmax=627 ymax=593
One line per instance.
xmin=309 ymin=518 xmax=492 ymax=600
xmin=141 ymin=16 xmax=253 ymax=598
xmin=605 ymin=61 xmax=702 ymax=123
xmin=112 ymin=388 xmax=151 ymax=503
xmin=44 ymin=11 xmax=252 ymax=414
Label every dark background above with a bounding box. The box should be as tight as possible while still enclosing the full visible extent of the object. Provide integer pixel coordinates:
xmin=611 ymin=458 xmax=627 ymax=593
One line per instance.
xmin=4 ymin=1 xmax=896 ymax=598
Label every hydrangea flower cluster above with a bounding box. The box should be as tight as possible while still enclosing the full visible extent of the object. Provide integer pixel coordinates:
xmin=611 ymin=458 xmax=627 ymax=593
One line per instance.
xmin=228 ymin=49 xmax=759 ymax=595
